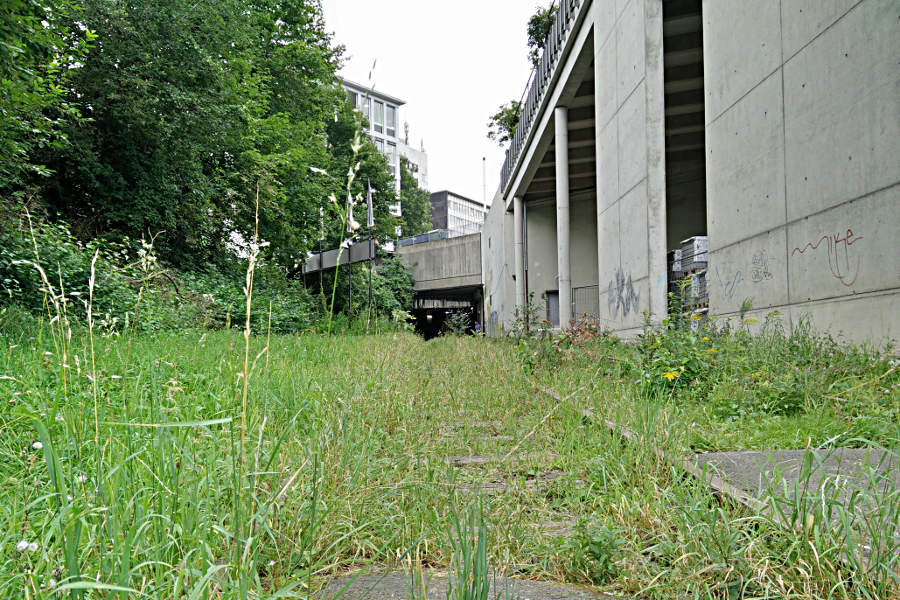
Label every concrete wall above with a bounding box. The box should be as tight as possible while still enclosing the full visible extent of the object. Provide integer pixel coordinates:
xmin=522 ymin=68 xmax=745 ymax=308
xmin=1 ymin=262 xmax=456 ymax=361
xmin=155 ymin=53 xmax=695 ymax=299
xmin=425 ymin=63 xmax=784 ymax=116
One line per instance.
xmin=396 ymin=233 xmax=482 ymax=292
xmin=516 ymin=195 xmax=599 ymax=325
xmin=525 ymin=202 xmax=558 ymax=321
xmin=704 ymin=0 xmax=900 ymax=346
xmin=482 ymin=191 xmax=515 ymax=335
xmin=594 ymin=0 xmax=668 ymax=333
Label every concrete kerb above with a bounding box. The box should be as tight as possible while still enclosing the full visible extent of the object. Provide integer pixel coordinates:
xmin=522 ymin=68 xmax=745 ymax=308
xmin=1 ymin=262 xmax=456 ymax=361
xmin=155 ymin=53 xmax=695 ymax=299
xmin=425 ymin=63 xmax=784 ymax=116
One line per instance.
xmin=568 ymin=389 xmax=898 ymax=570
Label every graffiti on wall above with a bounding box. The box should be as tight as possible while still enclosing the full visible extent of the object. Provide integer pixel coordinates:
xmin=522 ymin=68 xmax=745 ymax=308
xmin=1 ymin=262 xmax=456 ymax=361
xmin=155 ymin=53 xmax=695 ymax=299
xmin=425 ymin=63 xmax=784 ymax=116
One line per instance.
xmin=751 ymin=249 xmax=773 ymax=283
xmin=608 ymin=268 xmax=640 ymax=318
xmin=791 ymin=228 xmax=863 ymax=287
xmin=714 ymin=266 xmax=744 ymax=300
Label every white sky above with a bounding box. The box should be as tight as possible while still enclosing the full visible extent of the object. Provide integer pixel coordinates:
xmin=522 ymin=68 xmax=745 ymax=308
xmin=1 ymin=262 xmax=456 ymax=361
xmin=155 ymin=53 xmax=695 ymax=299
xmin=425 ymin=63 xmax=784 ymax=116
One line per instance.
xmin=320 ymin=1 xmax=541 ymax=205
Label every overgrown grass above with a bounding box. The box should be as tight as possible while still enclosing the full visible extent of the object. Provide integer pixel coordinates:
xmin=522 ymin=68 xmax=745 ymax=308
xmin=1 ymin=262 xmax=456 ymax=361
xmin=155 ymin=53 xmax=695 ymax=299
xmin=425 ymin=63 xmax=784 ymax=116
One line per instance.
xmin=1 ymin=306 xmax=897 ymax=598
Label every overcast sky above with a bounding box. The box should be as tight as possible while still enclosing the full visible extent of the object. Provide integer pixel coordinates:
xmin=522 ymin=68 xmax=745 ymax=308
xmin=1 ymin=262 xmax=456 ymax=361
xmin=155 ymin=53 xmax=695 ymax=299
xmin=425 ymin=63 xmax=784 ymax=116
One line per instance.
xmin=320 ymin=1 xmax=541 ymax=205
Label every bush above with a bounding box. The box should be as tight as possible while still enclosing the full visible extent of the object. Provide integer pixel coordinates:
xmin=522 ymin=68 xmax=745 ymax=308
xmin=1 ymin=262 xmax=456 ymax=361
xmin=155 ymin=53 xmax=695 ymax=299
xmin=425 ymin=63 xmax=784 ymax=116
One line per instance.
xmin=0 ymin=208 xmax=139 ymax=324
xmin=1 ymin=208 xmax=419 ymax=335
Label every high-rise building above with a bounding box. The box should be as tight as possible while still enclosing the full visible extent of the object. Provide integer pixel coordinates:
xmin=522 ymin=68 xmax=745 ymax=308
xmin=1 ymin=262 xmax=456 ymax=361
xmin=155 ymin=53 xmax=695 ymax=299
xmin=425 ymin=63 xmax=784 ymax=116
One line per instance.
xmin=430 ymin=191 xmax=489 ymax=238
xmin=340 ymin=78 xmax=429 ymax=222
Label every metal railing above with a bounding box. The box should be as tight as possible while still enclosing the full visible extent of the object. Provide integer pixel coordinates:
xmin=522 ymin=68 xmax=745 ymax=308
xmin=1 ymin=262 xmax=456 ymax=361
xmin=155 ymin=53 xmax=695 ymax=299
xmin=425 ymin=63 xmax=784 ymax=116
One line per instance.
xmin=500 ymin=0 xmax=583 ymax=195
xmin=572 ymin=284 xmax=599 ymax=320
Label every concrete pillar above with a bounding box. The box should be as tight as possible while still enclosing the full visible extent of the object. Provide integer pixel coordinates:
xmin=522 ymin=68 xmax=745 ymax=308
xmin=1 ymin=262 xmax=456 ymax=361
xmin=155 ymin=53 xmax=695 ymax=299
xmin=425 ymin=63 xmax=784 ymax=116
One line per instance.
xmin=513 ymin=196 xmax=526 ymax=314
xmin=555 ymin=106 xmax=572 ymax=328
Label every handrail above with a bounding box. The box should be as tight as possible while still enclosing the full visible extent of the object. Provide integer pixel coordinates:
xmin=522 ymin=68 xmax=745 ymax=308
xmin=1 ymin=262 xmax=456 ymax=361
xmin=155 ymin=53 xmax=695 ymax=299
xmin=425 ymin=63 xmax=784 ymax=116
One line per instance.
xmin=501 ymin=0 xmax=583 ymax=197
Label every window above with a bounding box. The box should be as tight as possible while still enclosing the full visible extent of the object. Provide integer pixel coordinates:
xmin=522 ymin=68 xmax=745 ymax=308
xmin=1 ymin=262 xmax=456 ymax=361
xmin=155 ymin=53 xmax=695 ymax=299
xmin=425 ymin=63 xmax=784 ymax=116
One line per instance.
xmin=387 ymin=142 xmax=397 ymax=178
xmin=375 ymin=138 xmax=384 ymax=153
xmin=373 ymin=101 xmax=384 ymax=134
xmin=361 ymin=98 xmax=370 ymax=122
xmin=347 ymin=91 xmax=358 ymax=108
xmin=386 ymin=105 xmax=397 ymax=137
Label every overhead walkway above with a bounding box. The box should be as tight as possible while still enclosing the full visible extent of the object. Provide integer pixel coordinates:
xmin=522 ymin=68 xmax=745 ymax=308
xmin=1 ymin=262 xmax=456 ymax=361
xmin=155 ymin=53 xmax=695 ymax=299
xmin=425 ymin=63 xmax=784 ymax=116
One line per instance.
xmin=395 ymin=233 xmax=483 ymax=337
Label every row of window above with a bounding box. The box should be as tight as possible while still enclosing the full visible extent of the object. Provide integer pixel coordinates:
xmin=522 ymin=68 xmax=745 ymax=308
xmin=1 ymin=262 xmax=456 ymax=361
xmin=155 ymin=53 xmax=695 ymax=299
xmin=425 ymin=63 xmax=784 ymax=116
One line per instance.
xmin=347 ymin=91 xmax=397 ymax=138
xmin=447 ymin=216 xmax=482 ymax=235
xmin=448 ymin=200 xmax=486 ymax=222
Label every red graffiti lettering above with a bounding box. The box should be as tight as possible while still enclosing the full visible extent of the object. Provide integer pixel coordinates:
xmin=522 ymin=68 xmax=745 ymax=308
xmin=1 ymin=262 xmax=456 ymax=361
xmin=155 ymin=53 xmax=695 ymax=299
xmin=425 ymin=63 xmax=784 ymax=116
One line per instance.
xmin=791 ymin=228 xmax=863 ymax=287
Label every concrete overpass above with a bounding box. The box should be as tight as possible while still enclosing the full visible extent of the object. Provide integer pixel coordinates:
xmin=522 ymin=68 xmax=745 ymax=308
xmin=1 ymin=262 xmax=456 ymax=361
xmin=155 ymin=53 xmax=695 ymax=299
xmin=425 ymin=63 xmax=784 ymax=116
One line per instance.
xmin=395 ymin=233 xmax=483 ymax=337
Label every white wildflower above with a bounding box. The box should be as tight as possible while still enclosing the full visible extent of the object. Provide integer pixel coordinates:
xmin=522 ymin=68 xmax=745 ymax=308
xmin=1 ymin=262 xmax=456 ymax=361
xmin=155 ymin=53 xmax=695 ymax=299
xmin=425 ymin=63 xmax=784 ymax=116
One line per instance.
xmin=32 ymin=441 xmax=43 ymax=450
xmin=77 ymin=475 xmax=88 ymax=483
xmin=16 ymin=540 xmax=37 ymax=553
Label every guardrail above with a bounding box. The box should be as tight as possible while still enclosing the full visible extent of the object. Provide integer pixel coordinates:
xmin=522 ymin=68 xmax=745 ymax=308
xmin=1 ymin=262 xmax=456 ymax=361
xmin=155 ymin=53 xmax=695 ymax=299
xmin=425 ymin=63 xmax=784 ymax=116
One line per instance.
xmin=572 ymin=284 xmax=599 ymax=320
xmin=500 ymin=0 xmax=583 ymax=195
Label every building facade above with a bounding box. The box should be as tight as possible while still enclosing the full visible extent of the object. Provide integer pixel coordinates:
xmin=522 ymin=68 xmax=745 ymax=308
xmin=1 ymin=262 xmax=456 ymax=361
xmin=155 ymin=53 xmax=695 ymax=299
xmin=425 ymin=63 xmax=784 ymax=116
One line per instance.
xmin=340 ymin=79 xmax=430 ymax=222
xmin=483 ymin=0 xmax=898 ymax=345
xmin=431 ymin=191 xmax=490 ymax=238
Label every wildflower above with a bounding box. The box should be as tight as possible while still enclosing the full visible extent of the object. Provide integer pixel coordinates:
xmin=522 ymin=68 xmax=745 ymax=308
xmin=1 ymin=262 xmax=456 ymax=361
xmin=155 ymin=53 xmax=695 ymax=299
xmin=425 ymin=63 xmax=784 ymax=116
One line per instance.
xmin=32 ymin=441 xmax=43 ymax=450
xmin=661 ymin=370 xmax=681 ymax=381
xmin=691 ymin=313 xmax=701 ymax=321
xmin=268 ymin=560 xmax=276 ymax=567
xmin=76 ymin=474 xmax=88 ymax=483
xmin=706 ymin=347 xmax=718 ymax=354
xmin=701 ymin=336 xmax=710 ymax=342
xmin=16 ymin=540 xmax=37 ymax=553
xmin=744 ymin=317 xmax=758 ymax=323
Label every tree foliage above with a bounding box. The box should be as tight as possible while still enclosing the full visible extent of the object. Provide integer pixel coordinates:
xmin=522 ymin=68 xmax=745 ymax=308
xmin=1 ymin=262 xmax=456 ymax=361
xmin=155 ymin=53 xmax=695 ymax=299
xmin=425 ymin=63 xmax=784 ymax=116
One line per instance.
xmin=486 ymin=101 xmax=521 ymax=147
xmin=399 ymin=157 xmax=431 ymax=236
xmin=487 ymin=3 xmax=557 ymax=147
xmin=2 ymin=0 xmax=400 ymax=274
xmin=527 ymin=3 xmax=558 ymax=68
xmin=0 ymin=0 xmax=94 ymax=188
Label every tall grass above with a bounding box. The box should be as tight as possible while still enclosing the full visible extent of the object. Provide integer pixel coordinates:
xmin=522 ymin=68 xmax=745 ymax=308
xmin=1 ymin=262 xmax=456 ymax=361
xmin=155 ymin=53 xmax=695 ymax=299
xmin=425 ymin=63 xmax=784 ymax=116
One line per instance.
xmin=1 ymin=267 xmax=897 ymax=599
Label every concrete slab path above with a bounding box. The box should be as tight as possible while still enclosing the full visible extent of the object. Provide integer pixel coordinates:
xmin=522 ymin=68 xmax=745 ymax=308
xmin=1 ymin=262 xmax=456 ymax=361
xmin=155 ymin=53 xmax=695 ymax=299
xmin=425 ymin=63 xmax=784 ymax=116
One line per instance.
xmin=318 ymin=570 xmax=622 ymax=599
xmin=693 ymin=448 xmax=898 ymax=507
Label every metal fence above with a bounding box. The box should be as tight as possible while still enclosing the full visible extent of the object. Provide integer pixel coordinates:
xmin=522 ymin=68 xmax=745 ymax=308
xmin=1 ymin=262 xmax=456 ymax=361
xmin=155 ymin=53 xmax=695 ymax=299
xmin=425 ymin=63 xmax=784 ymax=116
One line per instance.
xmin=500 ymin=0 xmax=583 ymax=194
xmin=572 ymin=285 xmax=599 ymax=321
xmin=397 ymin=229 xmax=450 ymax=248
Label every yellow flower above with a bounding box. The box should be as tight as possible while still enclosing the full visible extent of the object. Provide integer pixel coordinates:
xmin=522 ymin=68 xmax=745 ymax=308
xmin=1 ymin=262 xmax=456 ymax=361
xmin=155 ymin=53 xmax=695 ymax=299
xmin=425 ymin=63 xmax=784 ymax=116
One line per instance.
xmin=701 ymin=336 xmax=710 ymax=342
xmin=662 ymin=370 xmax=681 ymax=381
xmin=744 ymin=317 xmax=758 ymax=323
xmin=706 ymin=348 xmax=718 ymax=354
xmin=691 ymin=313 xmax=702 ymax=321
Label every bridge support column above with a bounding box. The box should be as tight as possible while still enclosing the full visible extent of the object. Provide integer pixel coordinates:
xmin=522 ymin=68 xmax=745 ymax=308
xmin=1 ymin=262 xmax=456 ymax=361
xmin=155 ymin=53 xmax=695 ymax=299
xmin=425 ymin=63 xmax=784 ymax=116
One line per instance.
xmin=513 ymin=195 xmax=526 ymax=316
xmin=555 ymin=106 xmax=572 ymax=329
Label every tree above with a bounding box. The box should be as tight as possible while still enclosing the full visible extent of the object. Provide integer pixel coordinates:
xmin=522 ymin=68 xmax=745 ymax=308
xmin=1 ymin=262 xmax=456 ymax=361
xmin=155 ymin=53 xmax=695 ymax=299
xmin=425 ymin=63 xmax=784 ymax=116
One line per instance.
xmin=486 ymin=3 xmax=557 ymax=147
xmin=527 ymin=3 xmax=558 ymax=68
xmin=0 ymin=0 xmax=94 ymax=189
xmin=399 ymin=157 xmax=431 ymax=236
xmin=34 ymin=0 xmax=346 ymax=270
xmin=486 ymin=101 xmax=521 ymax=147
xmin=324 ymin=100 xmax=400 ymax=249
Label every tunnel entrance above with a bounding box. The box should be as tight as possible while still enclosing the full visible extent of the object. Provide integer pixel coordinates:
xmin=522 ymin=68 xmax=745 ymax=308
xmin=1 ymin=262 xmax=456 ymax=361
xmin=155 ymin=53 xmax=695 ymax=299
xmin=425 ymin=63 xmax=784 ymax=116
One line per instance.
xmin=411 ymin=287 xmax=483 ymax=340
